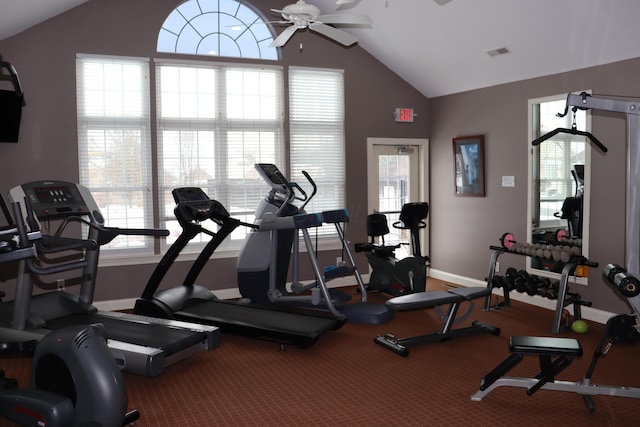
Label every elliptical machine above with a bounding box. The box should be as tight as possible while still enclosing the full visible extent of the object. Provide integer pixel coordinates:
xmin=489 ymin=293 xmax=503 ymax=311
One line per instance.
xmin=355 ymin=202 xmax=430 ymax=296
xmin=237 ymin=164 xmax=393 ymax=324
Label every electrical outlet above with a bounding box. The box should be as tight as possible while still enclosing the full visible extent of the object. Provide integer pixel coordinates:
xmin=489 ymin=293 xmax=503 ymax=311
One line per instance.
xmin=57 ymin=279 xmax=65 ymax=292
xmin=495 ymin=262 xmax=500 ymax=273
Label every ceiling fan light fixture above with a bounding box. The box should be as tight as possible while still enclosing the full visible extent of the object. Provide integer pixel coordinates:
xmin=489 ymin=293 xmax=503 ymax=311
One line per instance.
xmin=270 ymin=0 xmax=371 ymax=48
xmin=487 ymin=47 xmax=511 ymax=57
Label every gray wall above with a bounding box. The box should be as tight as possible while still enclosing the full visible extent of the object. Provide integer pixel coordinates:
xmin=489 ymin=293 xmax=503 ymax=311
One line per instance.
xmin=430 ymin=58 xmax=638 ymax=314
xmin=0 ymin=0 xmax=429 ymax=301
xmin=0 ymin=0 xmax=637 ymax=315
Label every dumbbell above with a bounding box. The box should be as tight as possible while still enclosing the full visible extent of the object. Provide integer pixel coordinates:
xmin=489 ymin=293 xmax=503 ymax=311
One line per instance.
xmin=545 ymin=281 xmax=563 ymax=300
xmin=551 ymin=246 xmax=571 ymax=263
xmin=490 ymin=275 xmax=504 ymax=289
xmin=523 ymin=274 xmax=540 ymax=296
xmin=536 ymin=277 xmax=553 ymax=298
xmin=503 ymin=268 xmax=518 ymax=292
xmin=500 ymin=232 xmax=516 ymax=250
xmin=513 ymin=270 xmax=530 ymax=293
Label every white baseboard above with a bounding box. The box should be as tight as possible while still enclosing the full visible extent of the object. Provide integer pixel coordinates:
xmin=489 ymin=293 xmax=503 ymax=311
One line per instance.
xmin=429 ymin=268 xmax=614 ymax=325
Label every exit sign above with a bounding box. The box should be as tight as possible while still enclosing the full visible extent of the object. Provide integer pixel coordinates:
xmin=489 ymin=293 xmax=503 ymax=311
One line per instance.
xmin=395 ymin=108 xmax=414 ymax=122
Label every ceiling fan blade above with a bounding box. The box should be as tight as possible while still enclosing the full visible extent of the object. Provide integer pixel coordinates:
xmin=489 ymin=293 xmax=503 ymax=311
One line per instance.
xmin=309 ymin=22 xmax=358 ymax=46
xmin=316 ymin=14 xmax=372 ymax=25
xmin=269 ymin=25 xmax=298 ymax=47
xmin=336 ymin=0 xmax=361 ymax=9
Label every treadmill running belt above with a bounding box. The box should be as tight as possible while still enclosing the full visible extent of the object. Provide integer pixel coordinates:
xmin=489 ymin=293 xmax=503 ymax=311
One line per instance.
xmin=176 ymin=300 xmax=343 ymax=348
xmin=46 ymin=314 xmax=205 ymax=356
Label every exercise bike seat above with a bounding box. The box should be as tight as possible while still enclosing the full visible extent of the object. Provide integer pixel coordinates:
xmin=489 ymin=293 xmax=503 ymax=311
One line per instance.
xmin=354 ymin=212 xmax=400 ymax=256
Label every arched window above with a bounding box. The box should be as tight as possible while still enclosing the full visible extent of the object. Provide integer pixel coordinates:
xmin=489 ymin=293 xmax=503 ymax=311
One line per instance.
xmin=157 ymin=0 xmax=279 ymax=60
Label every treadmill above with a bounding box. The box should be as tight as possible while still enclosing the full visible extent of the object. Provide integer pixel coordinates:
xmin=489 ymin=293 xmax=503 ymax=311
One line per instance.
xmin=134 ymin=187 xmax=345 ymax=349
xmin=0 ymin=201 xmax=52 ymax=354
xmin=5 ymin=181 xmax=220 ymax=377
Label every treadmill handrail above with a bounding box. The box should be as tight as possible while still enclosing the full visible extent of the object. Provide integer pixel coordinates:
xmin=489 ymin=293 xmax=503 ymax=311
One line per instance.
xmin=11 ymin=201 xmax=89 ymax=275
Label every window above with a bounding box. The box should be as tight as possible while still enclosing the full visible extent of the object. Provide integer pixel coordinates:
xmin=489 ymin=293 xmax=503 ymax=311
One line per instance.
xmin=77 ymin=55 xmax=346 ymax=257
xmin=76 ymin=3 xmax=346 ymax=258
xmin=289 ymin=67 xmax=345 ymax=235
xmin=157 ymin=0 xmax=278 ymax=60
xmin=76 ymin=55 xmax=153 ymax=252
xmin=156 ymin=61 xmax=284 ymax=249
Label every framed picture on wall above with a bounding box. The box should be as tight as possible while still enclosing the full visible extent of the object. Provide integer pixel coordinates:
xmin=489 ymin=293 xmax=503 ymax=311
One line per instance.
xmin=453 ymin=135 xmax=485 ymax=197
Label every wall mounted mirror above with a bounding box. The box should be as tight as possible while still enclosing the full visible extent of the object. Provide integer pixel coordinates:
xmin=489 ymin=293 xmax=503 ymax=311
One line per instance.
xmin=527 ymin=94 xmax=591 ymax=284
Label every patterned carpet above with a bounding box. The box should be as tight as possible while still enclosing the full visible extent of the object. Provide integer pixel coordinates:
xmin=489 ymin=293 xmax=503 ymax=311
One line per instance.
xmin=0 ymin=280 xmax=638 ymax=426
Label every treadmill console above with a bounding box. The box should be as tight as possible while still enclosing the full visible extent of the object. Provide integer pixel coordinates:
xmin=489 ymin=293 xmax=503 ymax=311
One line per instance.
xmin=255 ymin=163 xmax=290 ymax=193
xmin=11 ymin=181 xmax=94 ymax=221
xmin=171 ymin=187 xmax=229 ymax=221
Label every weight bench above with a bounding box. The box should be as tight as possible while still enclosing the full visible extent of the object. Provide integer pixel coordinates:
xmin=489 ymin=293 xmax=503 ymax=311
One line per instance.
xmin=473 ymin=317 xmax=640 ymax=412
xmin=374 ymin=287 xmax=500 ymax=356
xmin=472 ymin=336 xmax=582 ymax=399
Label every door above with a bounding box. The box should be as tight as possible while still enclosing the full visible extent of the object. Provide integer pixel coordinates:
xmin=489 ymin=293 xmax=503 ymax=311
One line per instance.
xmin=367 ymin=138 xmax=429 ymax=259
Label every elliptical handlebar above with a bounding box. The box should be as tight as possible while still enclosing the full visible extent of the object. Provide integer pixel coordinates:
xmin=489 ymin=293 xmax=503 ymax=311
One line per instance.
xmin=297 ymin=170 xmax=317 ymax=213
xmin=273 ymin=169 xmax=297 ymax=217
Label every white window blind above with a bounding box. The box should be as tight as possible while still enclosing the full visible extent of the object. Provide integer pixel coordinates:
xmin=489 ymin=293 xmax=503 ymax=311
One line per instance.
xmin=156 ymin=61 xmax=284 ymax=249
xmin=289 ymin=67 xmax=345 ymax=235
xmin=76 ymin=55 xmax=153 ymax=252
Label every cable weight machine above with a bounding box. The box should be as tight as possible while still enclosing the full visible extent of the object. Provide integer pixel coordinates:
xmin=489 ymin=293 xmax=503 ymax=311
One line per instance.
xmin=472 ymin=92 xmax=640 ymax=412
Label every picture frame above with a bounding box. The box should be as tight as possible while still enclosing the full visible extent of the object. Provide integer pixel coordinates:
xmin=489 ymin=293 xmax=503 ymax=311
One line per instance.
xmin=453 ymin=135 xmax=485 ymax=197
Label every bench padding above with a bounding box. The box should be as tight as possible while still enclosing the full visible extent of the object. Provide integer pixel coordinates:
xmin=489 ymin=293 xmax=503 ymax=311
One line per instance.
xmin=385 ymin=291 xmax=461 ymax=311
xmin=510 ymin=336 xmax=583 ymax=357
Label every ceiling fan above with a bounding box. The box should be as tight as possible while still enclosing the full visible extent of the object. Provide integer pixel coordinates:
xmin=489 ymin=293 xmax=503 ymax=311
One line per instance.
xmin=269 ymin=0 xmax=372 ymax=48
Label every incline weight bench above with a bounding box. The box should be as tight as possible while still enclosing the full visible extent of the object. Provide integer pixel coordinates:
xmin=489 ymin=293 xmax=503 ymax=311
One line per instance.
xmin=374 ymin=286 xmax=500 ymax=356
xmin=472 ymin=314 xmax=640 ymax=412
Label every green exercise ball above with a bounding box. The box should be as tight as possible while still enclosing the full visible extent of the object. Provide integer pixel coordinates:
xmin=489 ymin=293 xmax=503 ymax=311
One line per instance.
xmin=571 ymin=319 xmax=588 ymax=333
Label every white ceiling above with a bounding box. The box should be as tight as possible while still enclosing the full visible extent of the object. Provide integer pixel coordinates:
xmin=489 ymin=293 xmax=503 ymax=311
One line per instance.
xmin=0 ymin=0 xmax=88 ymax=43
xmin=2 ymin=0 xmax=640 ymax=97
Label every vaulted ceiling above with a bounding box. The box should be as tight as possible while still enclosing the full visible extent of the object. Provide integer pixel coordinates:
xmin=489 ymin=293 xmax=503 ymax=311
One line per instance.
xmin=2 ymin=0 xmax=640 ymax=98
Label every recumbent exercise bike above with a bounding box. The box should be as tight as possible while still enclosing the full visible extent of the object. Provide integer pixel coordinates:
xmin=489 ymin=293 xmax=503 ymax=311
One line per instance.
xmin=355 ymin=202 xmax=430 ymax=296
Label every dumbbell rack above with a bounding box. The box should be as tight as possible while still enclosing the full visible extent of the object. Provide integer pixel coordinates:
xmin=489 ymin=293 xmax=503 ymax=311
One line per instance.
xmin=485 ymin=245 xmax=593 ymax=334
